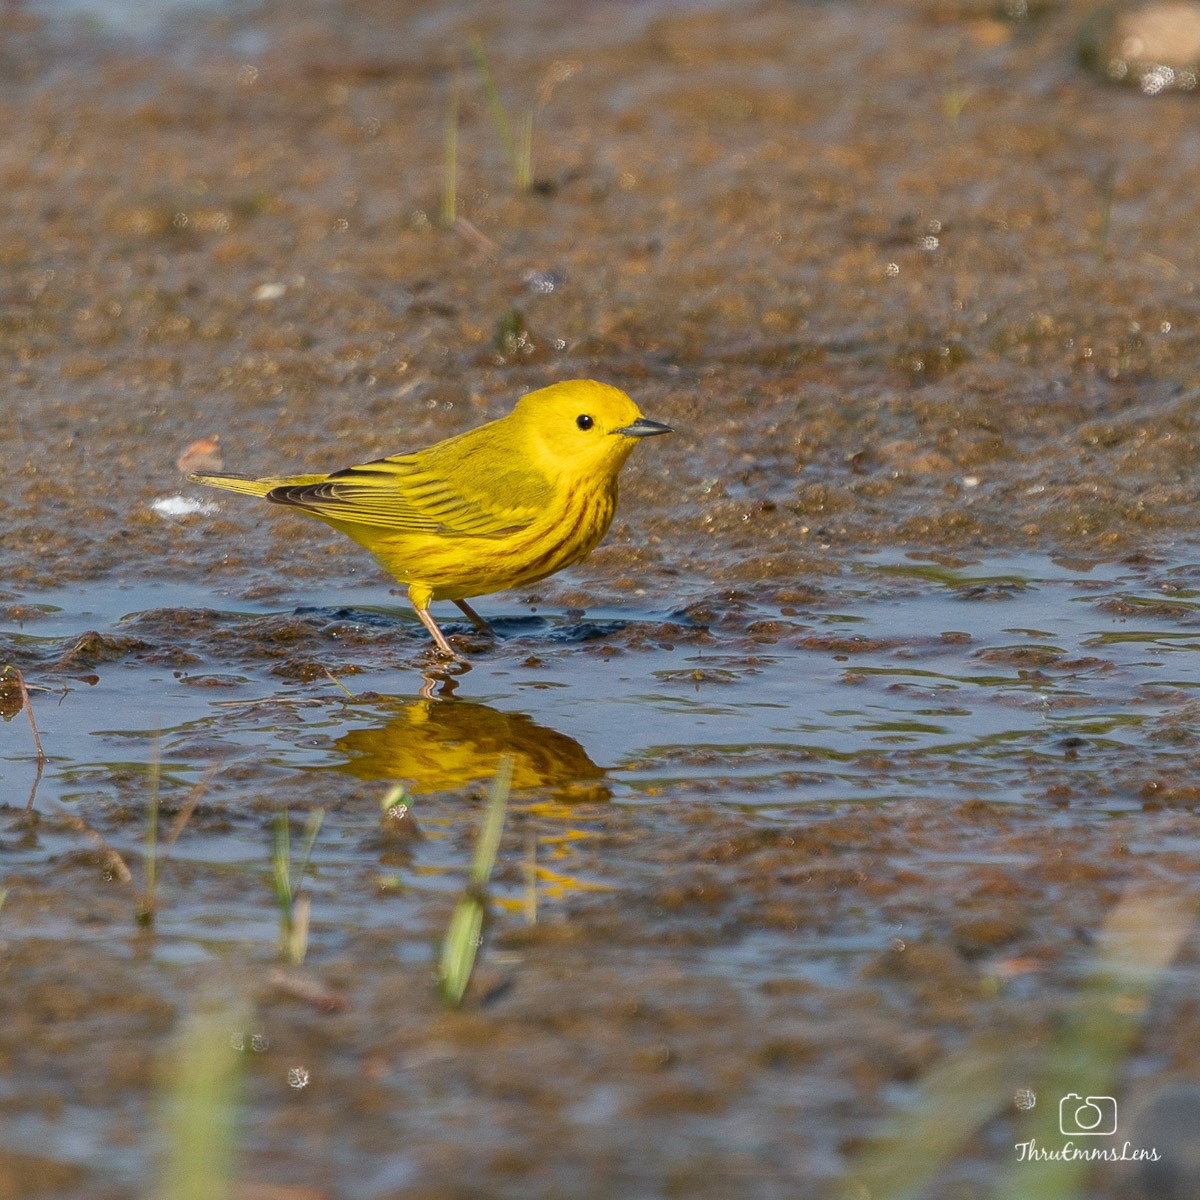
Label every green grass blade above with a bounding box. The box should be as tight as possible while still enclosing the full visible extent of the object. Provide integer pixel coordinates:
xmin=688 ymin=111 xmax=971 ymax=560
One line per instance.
xmin=438 ymin=756 xmax=513 ymax=1005
xmin=159 ymin=999 xmax=246 ymax=1200
xmin=470 ymin=756 xmax=512 ymax=888
xmin=515 ymin=108 xmax=534 ymax=192
xmin=438 ymin=895 xmax=485 ymax=1006
xmin=271 ymin=810 xmax=292 ymax=922
xmin=294 ymin=808 xmax=324 ymax=890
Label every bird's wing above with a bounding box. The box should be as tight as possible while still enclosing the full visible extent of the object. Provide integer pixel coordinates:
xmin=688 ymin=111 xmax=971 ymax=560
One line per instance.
xmin=266 ymin=451 xmax=551 ymax=539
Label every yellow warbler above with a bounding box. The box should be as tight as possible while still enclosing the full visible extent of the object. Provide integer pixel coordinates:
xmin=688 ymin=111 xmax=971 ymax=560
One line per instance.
xmin=189 ymin=379 xmax=671 ymax=659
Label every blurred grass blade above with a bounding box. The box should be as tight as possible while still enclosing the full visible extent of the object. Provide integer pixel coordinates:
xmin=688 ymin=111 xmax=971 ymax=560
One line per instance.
xmin=295 ymin=808 xmax=324 ymax=889
xmin=516 ymin=107 xmax=534 ymax=192
xmin=994 ymin=889 xmax=1198 ymax=1200
xmin=470 ymin=756 xmax=512 ymax=887
xmin=523 ymin=829 xmax=538 ymax=926
xmin=271 ymin=808 xmax=324 ymax=964
xmin=438 ymin=756 xmax=513 ymax=1006
xmin=159 ymin=998 xmax=247 ymax=1200
xmin=438 ymin=894 xmax=486 ymax=1008
xmin=845 ymin=889 xmax=1199 ymax=1200
xmin=141 ymin=733 xmax=162 ymax=926
xmin=271 ymin=810 xmax=292 ymax=923
xmin=846 ymin=1040 xmax=1018 ymax=1200
xmin=471 ymin=37 xmax=517 ymax=179
xmin=442 ymin=81 xmax=459 ymax=227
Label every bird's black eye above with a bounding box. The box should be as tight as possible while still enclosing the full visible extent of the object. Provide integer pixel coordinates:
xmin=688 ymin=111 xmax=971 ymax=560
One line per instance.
xmin=576 ymin=414 xmax=594 ymax=431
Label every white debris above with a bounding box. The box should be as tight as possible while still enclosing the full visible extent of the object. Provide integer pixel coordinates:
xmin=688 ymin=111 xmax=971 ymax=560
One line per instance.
xmin=151 ymin=494 xmax=221 ymax=518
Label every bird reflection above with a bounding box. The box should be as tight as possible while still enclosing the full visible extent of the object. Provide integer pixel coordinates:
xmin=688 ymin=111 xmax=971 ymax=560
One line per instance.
xmin=334 ymin=697 xmax=609 ymax=802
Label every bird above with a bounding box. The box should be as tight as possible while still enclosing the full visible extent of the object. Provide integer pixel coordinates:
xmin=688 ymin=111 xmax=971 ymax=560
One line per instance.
xmin=188 ymin=379 xmax=672 ymax=660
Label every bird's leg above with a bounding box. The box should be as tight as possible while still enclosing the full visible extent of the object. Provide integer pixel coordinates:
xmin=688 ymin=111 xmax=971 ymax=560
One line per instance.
xmin=415 ymin=605 xmax=469 ymax=662
xmin=453 ymin=599 xmax=494 ymax=635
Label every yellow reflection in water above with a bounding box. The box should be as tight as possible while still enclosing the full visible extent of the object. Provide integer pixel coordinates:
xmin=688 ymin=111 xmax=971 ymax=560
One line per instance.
xmin=337 ymin=697 xmax=613 ymax=908
xmin=335 ymin=697 xmax=609 ymax=802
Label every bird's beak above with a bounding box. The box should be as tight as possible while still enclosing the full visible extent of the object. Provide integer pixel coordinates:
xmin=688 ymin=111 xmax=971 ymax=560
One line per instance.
xmin=616 ymin=417 xmax=673 ymax=438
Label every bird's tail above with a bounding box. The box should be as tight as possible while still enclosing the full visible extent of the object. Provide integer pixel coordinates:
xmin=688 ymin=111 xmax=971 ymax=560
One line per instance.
xmin=188 ymin=471 xmax=328 ymax=498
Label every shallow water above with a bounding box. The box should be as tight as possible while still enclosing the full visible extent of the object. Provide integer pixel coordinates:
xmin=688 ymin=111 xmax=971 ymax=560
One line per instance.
xmin=7 ymin=550 xmax=1200 ymax=1196
xmin=11 ymin=550 xmax=1200 ymax=816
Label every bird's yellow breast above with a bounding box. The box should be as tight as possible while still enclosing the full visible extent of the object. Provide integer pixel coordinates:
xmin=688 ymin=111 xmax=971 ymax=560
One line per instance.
xmin=331 ymin=477 xmax=618 ymax=606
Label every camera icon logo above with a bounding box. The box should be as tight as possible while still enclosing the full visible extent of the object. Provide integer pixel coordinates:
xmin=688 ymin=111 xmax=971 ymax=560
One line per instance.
xmin=1059 ymin=1093 xmax=1118 ymax=1136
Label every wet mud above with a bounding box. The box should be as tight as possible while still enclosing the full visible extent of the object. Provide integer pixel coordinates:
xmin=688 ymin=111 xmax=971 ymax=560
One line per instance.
xmin=5 ymin=0 xmax=1200 ymax=1197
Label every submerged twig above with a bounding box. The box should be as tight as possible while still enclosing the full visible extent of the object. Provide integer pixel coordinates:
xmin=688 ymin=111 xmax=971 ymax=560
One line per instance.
xmin=162 ymin=764 xmax=221 ymax=857
xmin=2 ymin=665 xmax=47 ymax=765
xmin=322 ymin=667 xmax=356 ymax=699
xmin=52 ymin=805 xmax=134 ymax=887
xmin=141 ymin=760 xmax=221 ymax=926
xmin=453 ymin=216 xmax=499 ymax=257
xmin=268 ymin=968 xmax=350 ymax=1014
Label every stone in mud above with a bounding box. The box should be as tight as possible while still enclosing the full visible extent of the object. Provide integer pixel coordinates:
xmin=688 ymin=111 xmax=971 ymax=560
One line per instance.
xmin=1079 ymin=2 xmax=1200 ymax=92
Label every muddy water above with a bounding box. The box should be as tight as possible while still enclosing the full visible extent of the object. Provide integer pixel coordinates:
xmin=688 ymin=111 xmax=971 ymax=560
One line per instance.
xmin=5 ymin=0 xmax=1200 ymax=1196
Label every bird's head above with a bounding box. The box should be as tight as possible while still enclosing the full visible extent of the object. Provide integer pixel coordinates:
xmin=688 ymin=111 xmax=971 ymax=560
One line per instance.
xmin=513 ymin=379 xmax=672 ymax=480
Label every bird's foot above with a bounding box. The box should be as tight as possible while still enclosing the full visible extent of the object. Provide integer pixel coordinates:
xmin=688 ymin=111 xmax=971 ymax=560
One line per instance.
xmin=453 ymin=598 xmax=495 ymax=636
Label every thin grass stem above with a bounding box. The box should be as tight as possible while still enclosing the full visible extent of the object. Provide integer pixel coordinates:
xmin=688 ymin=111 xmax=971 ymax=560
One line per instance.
xmin=141 ymin=734 xmax=162 ymax=926
xmin=442 ymin=83 xmax=459 ymax=227
xmin=470 ymin=37 xmax=518 ymax=178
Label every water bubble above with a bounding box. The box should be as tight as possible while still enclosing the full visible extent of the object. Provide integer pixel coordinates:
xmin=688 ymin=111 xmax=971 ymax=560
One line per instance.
xmin=1014 ymin=1087 xmax=1036 ymax=1111
xmin=523 ymin=269 xmax=565 ymax=295
xmin=1141 ymin=64 xmax=1175 ymax=94
xmin=288 ymin=1067 xmax=310 ymax=1089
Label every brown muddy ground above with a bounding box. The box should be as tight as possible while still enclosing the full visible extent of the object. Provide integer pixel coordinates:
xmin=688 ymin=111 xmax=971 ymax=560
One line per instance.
xmin=4 ymin=0 xmax=1200 ymax=1197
